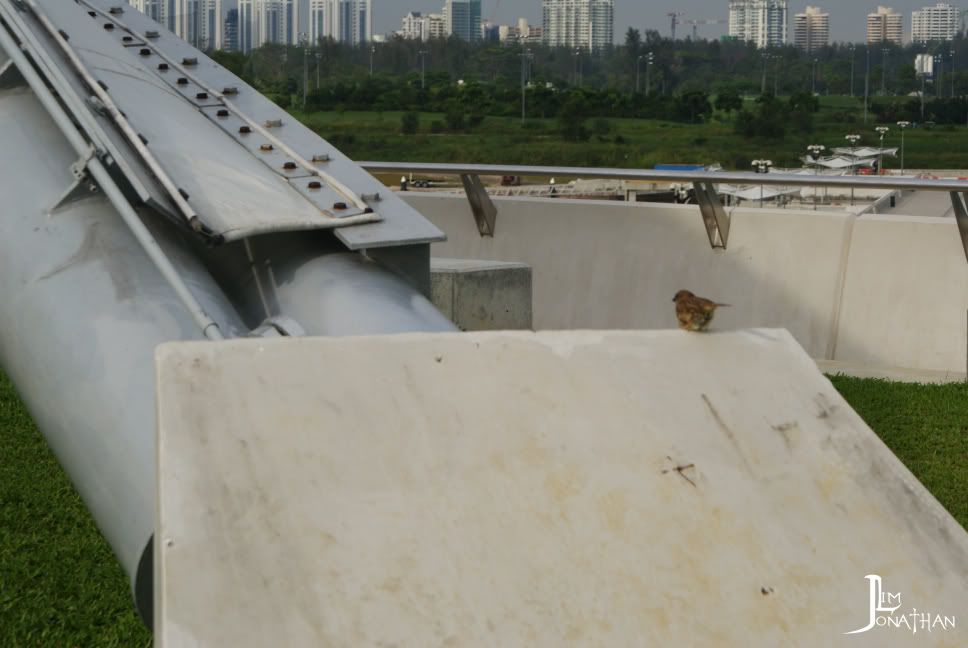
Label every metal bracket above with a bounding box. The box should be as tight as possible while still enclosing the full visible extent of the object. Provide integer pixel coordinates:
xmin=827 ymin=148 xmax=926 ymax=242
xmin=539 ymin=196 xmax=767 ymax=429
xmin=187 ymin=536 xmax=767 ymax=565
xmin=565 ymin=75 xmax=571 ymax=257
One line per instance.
xmin=460 ymin=174 xmax=497 ymax=237
xmin=51 ymin=145 xmax=100 ymax=212
xmin=693 ymin=182 xmax=730 ymax=249
xmin=249 ymin=316 xmax=306 ymax=338
xmin=949 ymin=192 xmax=968 ymax=263
xmin=0 ymin=59 xmax=26 ymax=89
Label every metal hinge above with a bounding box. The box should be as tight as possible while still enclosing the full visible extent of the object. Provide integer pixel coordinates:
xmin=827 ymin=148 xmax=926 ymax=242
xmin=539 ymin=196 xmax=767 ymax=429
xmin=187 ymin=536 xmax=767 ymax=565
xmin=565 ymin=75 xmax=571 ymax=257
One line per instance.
xmin=51 ymin=145 xmax=101 ymax=213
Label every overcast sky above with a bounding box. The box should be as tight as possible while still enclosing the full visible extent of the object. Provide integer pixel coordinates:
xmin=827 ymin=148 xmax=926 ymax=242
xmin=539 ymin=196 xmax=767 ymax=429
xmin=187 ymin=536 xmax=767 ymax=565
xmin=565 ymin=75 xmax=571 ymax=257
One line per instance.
xmin=372 ymin=1 xmax=945 ymax=43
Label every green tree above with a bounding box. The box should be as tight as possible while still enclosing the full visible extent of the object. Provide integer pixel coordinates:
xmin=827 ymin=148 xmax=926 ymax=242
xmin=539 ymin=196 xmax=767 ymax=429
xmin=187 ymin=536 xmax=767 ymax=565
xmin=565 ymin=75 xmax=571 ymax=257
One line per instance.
xmin=445 ymin=104 xmax=465 ymax=131
xmin=401 ymin=111 xmax=419 ymax=134
xmin=557 ymin=94 xmax=590 ymax=141
xmin=715 ymin=88 xmax=743 ymax=116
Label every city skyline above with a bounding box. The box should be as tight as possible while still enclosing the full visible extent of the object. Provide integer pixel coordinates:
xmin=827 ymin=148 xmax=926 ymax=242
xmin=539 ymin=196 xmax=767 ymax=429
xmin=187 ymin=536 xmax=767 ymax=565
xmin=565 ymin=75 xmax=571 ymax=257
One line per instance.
xmin=375 ymin=1 xmax=963 ymax=44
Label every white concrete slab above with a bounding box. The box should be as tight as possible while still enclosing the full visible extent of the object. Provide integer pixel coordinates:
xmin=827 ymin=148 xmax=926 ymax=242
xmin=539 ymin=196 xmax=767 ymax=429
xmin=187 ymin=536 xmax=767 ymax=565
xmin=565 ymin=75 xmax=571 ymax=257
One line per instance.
xmin=156 ymin=330 xmax=968 ymax=647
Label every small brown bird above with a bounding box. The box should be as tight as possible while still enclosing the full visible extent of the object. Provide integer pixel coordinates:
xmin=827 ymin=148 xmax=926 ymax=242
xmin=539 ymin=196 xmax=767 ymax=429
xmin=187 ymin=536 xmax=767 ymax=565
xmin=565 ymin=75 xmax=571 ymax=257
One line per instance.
xmin=673 ymin=290 xmax=730 ymax=332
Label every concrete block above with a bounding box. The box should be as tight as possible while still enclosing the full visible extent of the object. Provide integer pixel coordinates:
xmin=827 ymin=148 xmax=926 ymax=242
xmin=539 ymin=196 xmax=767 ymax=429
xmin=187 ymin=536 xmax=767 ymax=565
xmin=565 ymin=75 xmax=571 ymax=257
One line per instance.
xmin=430 ymin=258 xmax=532 ymax=331
xmin=155 ymin=330 xmax=968 ymax=647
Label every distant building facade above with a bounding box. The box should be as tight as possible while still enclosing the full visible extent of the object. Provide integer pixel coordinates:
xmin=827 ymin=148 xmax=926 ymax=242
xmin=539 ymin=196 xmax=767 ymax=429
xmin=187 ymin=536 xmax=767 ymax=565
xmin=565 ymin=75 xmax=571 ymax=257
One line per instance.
xmin=127 ymin=0 xmax=221 ymax=49
xmin=541 ymin=0 xmax=615 ymax=50
xmin=866 ymin=6 xmax=903 ymax=45
xmin=793 ymin=6 xmax=828 ymax=52
xmin=912 ymin=3 xmax=960 ymax=43
xmin=444 ymin=0 xmax=483 ymax=42
xmin=728 ymin=0 xmax=788 ymax=48
xmin=400 ymin=11 xmax=446 ymax=41
xmin=309 ymin=0 xmax=372 ymax=46
xmin=223 ymin=8 xmax=239 ymax=51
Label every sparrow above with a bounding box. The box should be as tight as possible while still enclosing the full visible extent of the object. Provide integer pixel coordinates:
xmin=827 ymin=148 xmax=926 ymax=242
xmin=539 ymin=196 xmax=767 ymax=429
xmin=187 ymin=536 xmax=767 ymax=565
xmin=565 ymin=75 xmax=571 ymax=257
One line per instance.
xmin=673 ymin=290 xmax=730 ymax=332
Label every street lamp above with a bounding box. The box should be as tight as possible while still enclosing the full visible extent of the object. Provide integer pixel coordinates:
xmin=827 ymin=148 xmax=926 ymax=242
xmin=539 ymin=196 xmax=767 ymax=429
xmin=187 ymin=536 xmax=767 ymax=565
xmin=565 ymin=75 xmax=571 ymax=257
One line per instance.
xmin=315 ymin=51 xmax=321 ymax=89
xmin=636 ymin=54 xmax=645 ymax=93
xmin=875 ymin=126 xmax=889 ymax=174
xmin=845 ymin=133 xmax=861 ymax=205
xmin=370 ymin=45 xmax=376 ymax=76
xmin=807 ymin=145 xmax=825 ymax=210
xmin=864 ymin=47 xmax=870 ymax=123
xmin=896 ymin=121 xmax=910 ymax=174
xmin=573 ymin=48 xmax=582 ymax=87
xmin=935 ymin=54 xmax=944 ymax=98
xmin=951 ymin=47 xmax=956 ymax=98
xmin=811 ymin=58 xmax=818 ymax=94
xmin=418 ymin=50 xmax=429 ymax=89
xmin=751 ymin=159 xmax=773 ymax=207
xmin=761 ymin=53 xmax=769 ymax=94
xmin=300 ymin=32 xmax=308 ymax=111
xmin=645 ymin=52 xmax=654 ymax=96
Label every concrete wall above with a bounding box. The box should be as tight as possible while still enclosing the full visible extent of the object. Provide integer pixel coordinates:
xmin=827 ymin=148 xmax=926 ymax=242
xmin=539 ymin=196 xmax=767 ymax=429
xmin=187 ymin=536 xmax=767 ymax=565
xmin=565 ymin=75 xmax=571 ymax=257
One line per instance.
xmin=403 ymin=194 xmax=968 ymax=376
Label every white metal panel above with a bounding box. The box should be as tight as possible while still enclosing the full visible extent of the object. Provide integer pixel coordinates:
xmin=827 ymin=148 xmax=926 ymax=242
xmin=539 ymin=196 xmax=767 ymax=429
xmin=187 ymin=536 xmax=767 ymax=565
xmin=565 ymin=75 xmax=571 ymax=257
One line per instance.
xmin=156 ymin=330 xmax=968 ymax=647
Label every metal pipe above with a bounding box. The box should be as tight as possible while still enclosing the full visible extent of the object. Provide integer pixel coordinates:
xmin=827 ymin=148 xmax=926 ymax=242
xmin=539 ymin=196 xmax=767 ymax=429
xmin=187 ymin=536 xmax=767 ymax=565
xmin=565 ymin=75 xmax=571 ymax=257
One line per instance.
xmin=0 ymin=17 xmax=224 ymax=340
xmin=358 ymin=161 xmax=968 ymax=193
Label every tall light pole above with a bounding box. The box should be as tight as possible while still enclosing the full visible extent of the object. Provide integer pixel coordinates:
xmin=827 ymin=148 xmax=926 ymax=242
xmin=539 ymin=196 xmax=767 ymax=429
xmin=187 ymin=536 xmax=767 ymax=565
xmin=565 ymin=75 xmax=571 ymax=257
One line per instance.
xmin=875 ymin=126 xmax=889 ymax=174
xmin=845 ymin=133 xmax=861 ymax=205
xmin=849 ymin=44 xmax=855 ymax=97
xmin=936 ymin=54 xmax=944 ymax=97
xmin=807 ymin=145 xmax=825 ymax=210
xmin=897 ymin=120 xmax=910 ymax=174
xmin=811 ymin=58 xmax=817 ymax=94
xmin=864 ymin=47 xmax=870 ymax=123
xmin=951 ymin=47 xmax=956 ymax=98
xmin=300 ymin=33 xmax=308 ymax=111
xmin=418 ymin=50 xmax=429 ymax=89
xmin=881 ymin=48 xmax=888 ymax=95
xmin=645 ymin=52 xmax=654 ymax=96
xmin=369 ymin=45 xmax=376 ymax=77
xmin=573 ymin=48 xmax=583 ymax=87
xmin=752 ymin=159 xmax=773 ymax=207
xmin=520 ymin=48 xmax=533 ymax=123
xmin=636 ymin=54 xmax=645 ymax=93
xmin=761 ymin=53 xmax=769 ymax=94
xmin=315 ymin=51 xmax=321 ymax=89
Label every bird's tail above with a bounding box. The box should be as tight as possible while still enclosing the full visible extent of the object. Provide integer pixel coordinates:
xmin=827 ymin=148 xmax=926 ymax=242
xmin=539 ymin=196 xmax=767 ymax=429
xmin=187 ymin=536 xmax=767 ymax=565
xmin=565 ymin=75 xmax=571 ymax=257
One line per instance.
xmin=716 ymin=303 xmax=731 ymax=308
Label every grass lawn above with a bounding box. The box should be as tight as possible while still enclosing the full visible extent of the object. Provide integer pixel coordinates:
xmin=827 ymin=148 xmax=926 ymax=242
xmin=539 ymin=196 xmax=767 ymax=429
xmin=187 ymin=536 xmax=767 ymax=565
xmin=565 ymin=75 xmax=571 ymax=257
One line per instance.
xmin=290 ymin=98 xmax=968 ymax=171
xmin=0 ymin=371 xmax=963 ymax=642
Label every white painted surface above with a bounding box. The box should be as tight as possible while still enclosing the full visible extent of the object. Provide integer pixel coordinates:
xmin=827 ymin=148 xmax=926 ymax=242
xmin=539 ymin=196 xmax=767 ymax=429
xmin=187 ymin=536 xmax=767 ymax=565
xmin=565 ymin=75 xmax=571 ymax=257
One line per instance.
xmin=156 ymin=331 xmax=968 ymax=647
xmin=836 ymin=215 xmax=968 ymax=373
xmin=409 ymin=195 xmax=849 ymax=359
xmin=405 ymin=194 xmax=968 ymax=374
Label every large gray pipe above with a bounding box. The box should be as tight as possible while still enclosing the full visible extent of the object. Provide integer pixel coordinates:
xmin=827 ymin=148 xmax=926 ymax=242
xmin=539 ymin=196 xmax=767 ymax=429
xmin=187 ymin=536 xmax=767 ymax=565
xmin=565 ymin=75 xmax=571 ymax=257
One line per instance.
xmin=0 ymin=83 xmax=457 ymax=627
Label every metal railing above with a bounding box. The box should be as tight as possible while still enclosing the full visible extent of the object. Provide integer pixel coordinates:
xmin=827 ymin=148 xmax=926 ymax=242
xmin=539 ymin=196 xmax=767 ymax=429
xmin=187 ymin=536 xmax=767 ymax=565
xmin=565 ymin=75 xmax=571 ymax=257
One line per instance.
xmin=360 ymin=161 xmax=968 ymax=261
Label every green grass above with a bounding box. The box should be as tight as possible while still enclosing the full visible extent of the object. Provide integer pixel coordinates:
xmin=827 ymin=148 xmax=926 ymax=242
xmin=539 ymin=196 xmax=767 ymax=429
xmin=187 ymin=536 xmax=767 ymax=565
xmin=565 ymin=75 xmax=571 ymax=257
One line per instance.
xmin=829 ymin=375 xmax=968 ymax=526
xmin=0 ymin=376 xmax=152 ymax=647
xmin=0 ymin=370 xmax=963 ymax=641
xmin=289 ymin=98 xmax=968 ymax=170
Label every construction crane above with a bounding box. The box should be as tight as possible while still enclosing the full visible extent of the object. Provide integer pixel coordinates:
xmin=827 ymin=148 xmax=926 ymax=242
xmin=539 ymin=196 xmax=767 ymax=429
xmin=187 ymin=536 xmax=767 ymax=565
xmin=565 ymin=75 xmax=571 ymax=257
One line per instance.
xmin=668 ymin=12 xmax=685 ymax=40
xmin=687 ymin=18 xmax=727 ymax=40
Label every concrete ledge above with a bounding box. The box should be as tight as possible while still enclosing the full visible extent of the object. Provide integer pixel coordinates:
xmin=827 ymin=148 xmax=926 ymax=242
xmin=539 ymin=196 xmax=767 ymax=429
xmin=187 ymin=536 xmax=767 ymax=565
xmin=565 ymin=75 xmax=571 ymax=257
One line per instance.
xmin=430 ymin=257 xmax=532 ymax=331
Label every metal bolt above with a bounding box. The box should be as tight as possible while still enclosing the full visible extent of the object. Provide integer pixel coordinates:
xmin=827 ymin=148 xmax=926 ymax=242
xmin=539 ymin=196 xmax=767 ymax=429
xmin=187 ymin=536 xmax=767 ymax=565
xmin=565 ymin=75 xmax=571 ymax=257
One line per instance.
xmin=196 ymin=92 xmax=209 ymax=100
xmin=363 ymin=207 xmax=375 ymax=214
xmin=139 ymin=48 xmax=151 ymax=56
xmin=182 ymin=57 xmax=198 ymax=66
xmin=145 ymin=31 xmax=160 ymax=39
xmin=333 ymin=202 xmax=348 ymax=210
xmin=103 ymin=23 xmax=114 ymax=30
xmin=311 ymin=154 xmax=330 ymax=163
xmin=58 ymin=29 xmax=69 ymax=41
xmin=264 ymin=119 xmax=283 ymax=128
xmin=122 ymin=35 xmax=133 ymax=42
xmin=239 ymin=126 xmax=251 ymax=134
xmin=260 ymin=144 xmax=274 ymax=152
xmin=308 ymin=181 xmax=322 ymax=189
xmin=87 ymin=11 xmax=96 ymax=17
xmin=176 ymin=77 xmax=188 ymax=85
xmin=283 ymin=162 xmax=297 ymax=170
xmin=223 ymin=87 xmax=239 ymax=95
xmin=216 ymin=109 xmax=229 ymax=118
xmin=109 ymin=6 xmax=124 ymax=14
xmin=158 ymin=63 xmax=169 ymax=71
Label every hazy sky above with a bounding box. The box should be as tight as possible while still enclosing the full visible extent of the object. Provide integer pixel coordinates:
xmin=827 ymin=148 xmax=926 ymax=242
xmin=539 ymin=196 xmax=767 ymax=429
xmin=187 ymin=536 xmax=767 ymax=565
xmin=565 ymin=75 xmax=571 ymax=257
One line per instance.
xmin=372 ymin=1 xmax=946 ymax=43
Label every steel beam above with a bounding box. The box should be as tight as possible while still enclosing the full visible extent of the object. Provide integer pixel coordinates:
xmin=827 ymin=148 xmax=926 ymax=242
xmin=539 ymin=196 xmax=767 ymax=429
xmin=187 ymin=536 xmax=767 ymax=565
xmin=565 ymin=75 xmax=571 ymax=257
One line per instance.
xmin=693 ymin=182 xmax=729 ymax=249
xmin=460 ymin=173 xmax=497 ymax=237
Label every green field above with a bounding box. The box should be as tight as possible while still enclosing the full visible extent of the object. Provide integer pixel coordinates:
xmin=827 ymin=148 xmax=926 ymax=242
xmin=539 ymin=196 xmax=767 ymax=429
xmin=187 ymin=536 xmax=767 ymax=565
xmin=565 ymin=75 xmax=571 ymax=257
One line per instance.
xmin=291 ymin=97 xmax=968 ymax=171
xmin=0 ymin=370 xmax=964 ymax=643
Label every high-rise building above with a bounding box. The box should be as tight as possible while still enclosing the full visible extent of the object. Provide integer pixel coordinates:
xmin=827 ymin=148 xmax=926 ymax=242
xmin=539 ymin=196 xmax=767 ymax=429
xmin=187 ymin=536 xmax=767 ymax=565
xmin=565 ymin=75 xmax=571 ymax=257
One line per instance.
xmin=912 ymin=3 xmax=960 ymax=43
xmin=793 ymin=6 xmax=828 ymax=52
xmin=401 ymin=11 xmax=446 ymax=41
xmin=728 ymin=0 xmax=788 ymax=49
xmin=237 ymin=0 xmax=298 ymax=53
xmin=309 ymin=1 xmax=372 ymax=46
xmin=223 ymin=8 xmax=239 ymax=51
xmin=866 ymin=6 xmax=904 ymax=45
xmin=127 ymin=0 xmax=221 ymax=49
xmin=541 ymin=0 xmax=615 ymax=50
xmin=445 ymin=0 xmax=483 ymax=42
